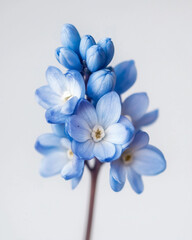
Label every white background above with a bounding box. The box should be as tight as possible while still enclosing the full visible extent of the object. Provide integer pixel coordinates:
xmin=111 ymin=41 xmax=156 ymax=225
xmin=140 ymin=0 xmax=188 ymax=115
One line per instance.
xmin=0 ymin=0 xmax=192 ymax=239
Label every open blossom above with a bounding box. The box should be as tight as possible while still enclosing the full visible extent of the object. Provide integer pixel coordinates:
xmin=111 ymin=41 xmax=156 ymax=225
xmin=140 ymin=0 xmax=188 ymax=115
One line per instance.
xmin=35 ymin=125 xmax=84 ymax=189
xmin=35 ymin=66 xmax=85 ymax=124
xmin=68 ymin=91 xmax=134 ymax=162
xmin=110 ymin=131 xmax=166 ymax=193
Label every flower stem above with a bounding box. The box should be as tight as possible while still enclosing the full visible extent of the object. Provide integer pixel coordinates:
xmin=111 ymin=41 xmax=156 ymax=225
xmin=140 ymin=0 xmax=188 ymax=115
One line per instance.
xmin=85 ymin=159 xmax=102 ymax=240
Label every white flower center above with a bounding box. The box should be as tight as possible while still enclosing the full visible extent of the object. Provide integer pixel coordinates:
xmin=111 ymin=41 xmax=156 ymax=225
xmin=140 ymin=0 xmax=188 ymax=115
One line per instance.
xmin=121 ymin=151 xmax=132 ymax=165
xmin=91 ymin=125 xmax=105 ymax=142
xmin=61 ymin=91 xmax=73 ymax=103
xmin=67 ymin=149 xmax=74 ymax=160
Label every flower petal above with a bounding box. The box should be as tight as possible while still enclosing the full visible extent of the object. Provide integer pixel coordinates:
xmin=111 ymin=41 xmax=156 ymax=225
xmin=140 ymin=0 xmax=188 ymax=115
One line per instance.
xmin=109 ymin=173 xmax=125 ymax=192
xmin=134 ymin=109 xmax=159 ymax=129
xmin=129 ymin=130 xmax=149 ymax=151
xmin=46 ymin=66 xmax=67 ymax=95
xmin=110 ymin=159 xmax=126 ymax=183
xmin=93 ymin=141 xmax=115 ymax=162
xmin=71 ymin=173 xmax=83 ymax=189
xmin=127 ymin=167 xmax=144 ymax=194
xmin=51 ymin=124 xmax=69 ymax=138
xmin=122 ymin=92 xmax=149 ymax=122
xmin=75 ymin=99 xmax=98 ymax=128
xmin=72 ymin=140 xmax=94 ymax=160
xmin=35 ymin=86 xmax=61 ymax=109
xmin=39 ymin=151 xmax=68 ymax=177
xmin=64 ymin=70 xmax=85 ymax=98
xmin=35 ymin=133 xmax=63 ymax=154
xmin=45 ymin=97 xmax=78 ymax=124
xmin=61 ymin=157 xmax=84 ymax=180
xmin=132 ymin=145 xmax=166 ymax=176
xmin=105 ymin=123 xmax=130 ymax=144
xmin=114 ymin=60 xmax=137 ymax=94
xmin=68 ymin=115 xmax=91 ymax=142
xmin=96 ymin=91 xmax=121 ymax=129
xmin=106 ymin=144 xmax=123 ymax=162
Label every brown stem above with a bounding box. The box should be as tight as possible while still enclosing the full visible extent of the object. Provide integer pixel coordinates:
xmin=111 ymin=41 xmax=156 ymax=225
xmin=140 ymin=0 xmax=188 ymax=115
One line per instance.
xmin=85 ymin=159 xmax=102 ymax=240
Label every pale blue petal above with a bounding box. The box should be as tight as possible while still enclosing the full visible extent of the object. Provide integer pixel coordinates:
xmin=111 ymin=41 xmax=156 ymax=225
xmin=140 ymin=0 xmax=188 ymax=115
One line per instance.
xmin=127 ymin=167 xmax=144 ymax=194
xmin=71 ymin=173 xmax=83 ymax=189
xmin=35 ymin=133 xmax=62 ymax=154
xmin=122 ymin=93 xmax=149 ymax=122
xmin=40 ymin=151 xmax=68 ymax=177
xmin=35 ymin=86 xmax=61 ymax=109
xmin=114 ymin=60 xmax=137 ymax=94
xmin=68 ymin=115 xmax=91 ymax=142
xmin=132 ymin=145 xmax=166 ymax=176
xmin=51 ymin=124 xmax=68 ymax=138
xmin=134 ymin=109 xmax=159 ymax=129
xmin=105 ymin=123 xmax=129 ymax=144
xmin=65 ymin=70 xmax=85 ymax=98
xmin=72 ymin=140 xmax=94 ymax=160
xmin=109 ymin=173 xmax=125 ymax=192
xmin=129 ymin=130 xmax=149 ymax=151
xmin=61 ymin=157 xmax=84 ymax=180
xmin=96 ymin=91 xmax=121 ymax=129
xmin=110 ymin=159 xmax=126 ymax=183
xmin=46 ymin=66 xmax=67 ymax=95
xmin=93 ymin=141 xmax=115 ymax=162
xmin=75 ymin=99 xmax=98 ymax=128
xmin=106 ymin=144 xmax=122 ymax=162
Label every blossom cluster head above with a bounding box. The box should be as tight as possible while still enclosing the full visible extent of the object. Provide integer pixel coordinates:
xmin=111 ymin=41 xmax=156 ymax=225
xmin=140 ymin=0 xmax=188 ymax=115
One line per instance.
xmin=56 ymin=23 xmax=114 ymax=73
xmin=35 ymin=24 xmax=166 ymax=193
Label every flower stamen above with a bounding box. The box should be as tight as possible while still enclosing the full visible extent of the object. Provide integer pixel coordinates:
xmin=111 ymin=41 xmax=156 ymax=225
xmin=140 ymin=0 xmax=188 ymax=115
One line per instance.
xmin=91 ymin=125 xmax=105 ymax=142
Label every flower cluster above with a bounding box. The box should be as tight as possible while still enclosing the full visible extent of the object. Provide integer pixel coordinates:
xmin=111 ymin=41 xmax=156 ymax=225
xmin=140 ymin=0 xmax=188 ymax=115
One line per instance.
xmin=35 ymin=24 xmax=166 ymax=193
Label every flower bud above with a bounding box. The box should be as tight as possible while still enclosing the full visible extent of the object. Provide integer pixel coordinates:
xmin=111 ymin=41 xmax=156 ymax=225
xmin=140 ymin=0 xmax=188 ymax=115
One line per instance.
xmin=86 ymin=45 xmax=106 ymax=72
xmin=61 ymin=23 xmax=81 ymax=54
xmin=97 ymin=38 xmax=114 ymax=67
xmin=55 ymin=47 xmax=82 ymax=71
xmin=87 ymin=69 xmax=116 ymax=101
xmin=79 ymin=35 xmax=96 ymax=60
xmin=114 ymin=60 xmax=137 ymax=95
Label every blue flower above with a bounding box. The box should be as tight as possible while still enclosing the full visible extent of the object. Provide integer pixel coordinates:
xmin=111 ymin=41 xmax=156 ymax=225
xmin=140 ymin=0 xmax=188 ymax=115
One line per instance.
xmin=61 ymin=23 xmax=81 ymax=54
xmin=79 ymin=35 xmax=96 ymax=60
xmin=122 ymin=92 xmax=159 ymax=130
xmin=86 ymin=45 xmax=106 ymax=72
xmin=110 ymin=131 xmax=166 ymax=193
xmin=35 ymin=129 xmax=84 ymax=189
xmin=67 ymin=91 xmax=134 ymax=162
xmin=87 ymin=69 xmax=116 ymax=101
xmin=35 ymin=66 xmax=85 ymax=124
xmin=97 ymin=38 xmax=114 ymax=67
xmin=114 ymin=60 xmax=137 ymax=95
xmin=55 ymin=47 xmax=83 ymax=71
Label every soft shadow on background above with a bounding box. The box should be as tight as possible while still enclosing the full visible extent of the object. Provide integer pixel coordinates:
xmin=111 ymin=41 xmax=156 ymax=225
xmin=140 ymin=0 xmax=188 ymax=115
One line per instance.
xmin=0 ymin=0 xmax=192 ymax=239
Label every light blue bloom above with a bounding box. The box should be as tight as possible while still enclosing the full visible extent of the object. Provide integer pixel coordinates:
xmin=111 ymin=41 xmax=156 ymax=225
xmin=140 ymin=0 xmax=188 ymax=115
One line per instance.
xmin=110 ymin=131 xmax=166 ymax=193
xmin=55 ymin=47 xmax=83 ymax=71
xmin=114 ymin=60 xmax=137 ymax=95
xmin=35 ymin=131 xmax=84 ymax=189
xmin=61 ymin=23 xmax=81 ymax=54
xmin=122 ymin=92 xmax=159 ymax=130
xmin=87 ymin=69 xmax=116 ymax=101
xmin=68 ymin=91 xmax=134 ymax=162
xmin=79 ymin=35 xmax=96 ymax=60
xmin=86 ymin=45 xmax=106 ymax=72
xmin=97 ymin=38 xmax=114 ymax=67
xmin=35 ymin=66 xmax=85 ymax=124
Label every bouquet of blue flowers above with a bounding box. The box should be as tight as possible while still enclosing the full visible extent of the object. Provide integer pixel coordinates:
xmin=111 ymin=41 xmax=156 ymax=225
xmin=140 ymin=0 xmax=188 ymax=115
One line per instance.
xmin=35 ymin=24 xmax=166 ymax=240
